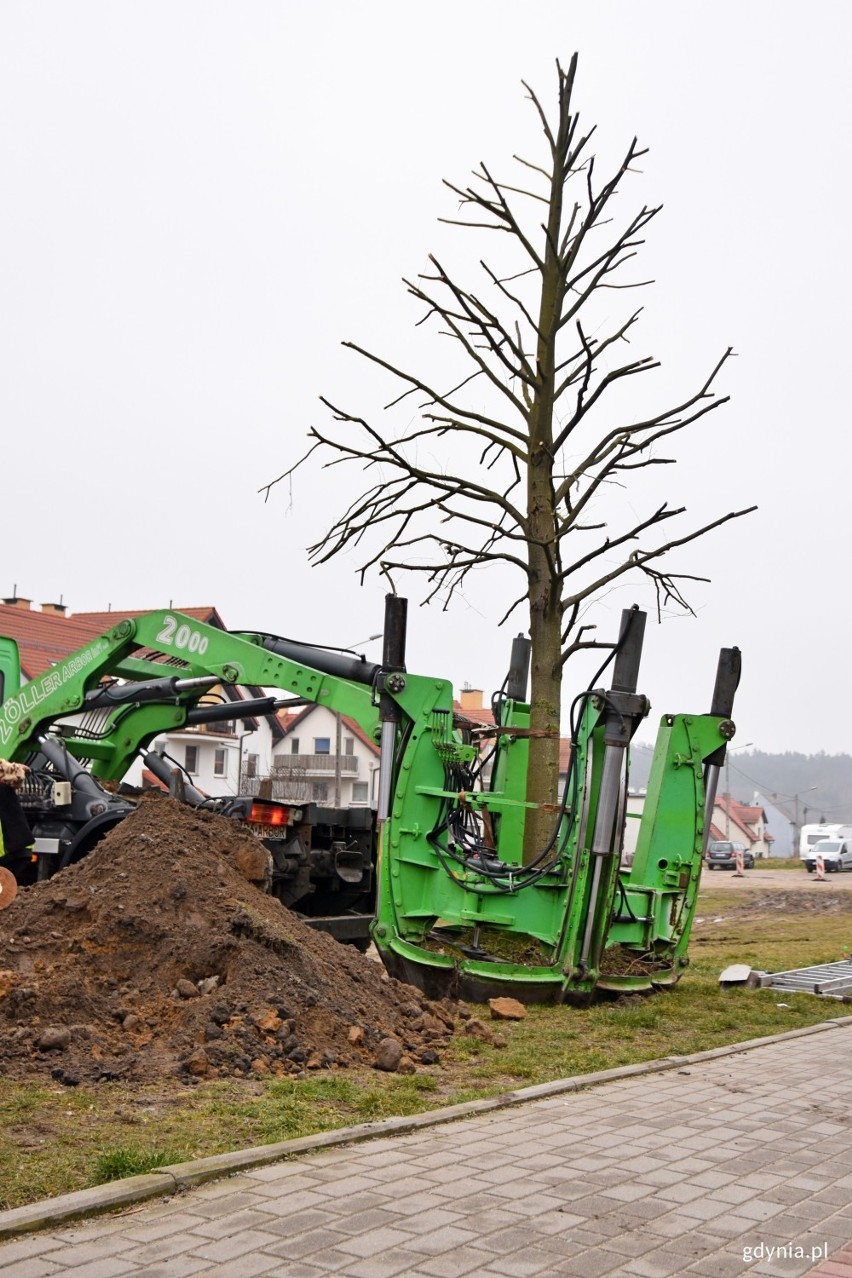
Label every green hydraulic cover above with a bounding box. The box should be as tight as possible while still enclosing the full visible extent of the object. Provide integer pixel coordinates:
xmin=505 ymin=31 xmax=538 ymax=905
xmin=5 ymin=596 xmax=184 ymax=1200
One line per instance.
xmin=0 ymin=637 xmax=21 ymax=708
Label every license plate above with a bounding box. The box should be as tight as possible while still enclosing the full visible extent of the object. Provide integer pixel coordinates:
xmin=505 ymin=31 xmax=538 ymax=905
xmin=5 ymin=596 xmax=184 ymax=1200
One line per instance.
xmin=245 ymin=822 xmax=290 ymax=841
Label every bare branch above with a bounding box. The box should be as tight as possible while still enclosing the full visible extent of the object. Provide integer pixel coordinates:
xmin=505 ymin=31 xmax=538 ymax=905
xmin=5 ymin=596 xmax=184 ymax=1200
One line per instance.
xmin=559 ymin=506 xmax=758 ymax=617
xmin=340 ymin=340 xmax=527 ymax=441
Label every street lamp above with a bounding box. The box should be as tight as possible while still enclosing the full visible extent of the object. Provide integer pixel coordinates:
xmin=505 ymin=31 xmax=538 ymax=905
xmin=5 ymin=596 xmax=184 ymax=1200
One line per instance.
xmin=346 ymin=633 xmax=382 ymax=651
xmin=237 ymin=723 xmax=257 ymax=795
xmin=724 ymin=742 xmax=753 ymax=838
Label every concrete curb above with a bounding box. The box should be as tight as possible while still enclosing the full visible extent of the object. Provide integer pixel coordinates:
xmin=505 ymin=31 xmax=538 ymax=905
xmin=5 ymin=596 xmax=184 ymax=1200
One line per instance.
xmin=3 ymin=1014 xmax=851 ymax=1240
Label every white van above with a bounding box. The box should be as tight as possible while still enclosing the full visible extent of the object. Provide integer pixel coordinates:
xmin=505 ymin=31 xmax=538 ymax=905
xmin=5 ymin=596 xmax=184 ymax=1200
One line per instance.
xmin=804 ymin=839 xmax=852 ymax=873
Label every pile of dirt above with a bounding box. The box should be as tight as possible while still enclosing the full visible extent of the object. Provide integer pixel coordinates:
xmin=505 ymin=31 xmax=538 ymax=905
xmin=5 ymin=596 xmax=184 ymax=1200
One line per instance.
xmin=0 ymin=798 xmax=457 ymax=1085
xmin=702 ymin=890 xmax=852 ymax=919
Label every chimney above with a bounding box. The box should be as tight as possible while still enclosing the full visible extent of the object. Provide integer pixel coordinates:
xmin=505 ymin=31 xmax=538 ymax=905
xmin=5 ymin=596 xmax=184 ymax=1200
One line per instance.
xmin=2 ymin=596 xmax=32 ymax=610
xmin=460 ymin=685 xmax=484 ymax=711
xmin=41 ymin=601 xmax=67 ymax=615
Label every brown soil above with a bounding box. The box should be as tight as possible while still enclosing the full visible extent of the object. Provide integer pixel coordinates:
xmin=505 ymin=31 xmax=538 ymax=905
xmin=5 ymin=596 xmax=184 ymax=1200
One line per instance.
xmin=698 ymin=890 xmax=852 ymax=918
xmin=0 ymin=798 xmax=457 ymax=1085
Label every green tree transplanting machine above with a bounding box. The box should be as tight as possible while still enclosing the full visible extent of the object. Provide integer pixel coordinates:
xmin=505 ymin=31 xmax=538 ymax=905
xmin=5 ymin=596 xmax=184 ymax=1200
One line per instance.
xmin=0 ymin=598 xmax=739 ymax=1003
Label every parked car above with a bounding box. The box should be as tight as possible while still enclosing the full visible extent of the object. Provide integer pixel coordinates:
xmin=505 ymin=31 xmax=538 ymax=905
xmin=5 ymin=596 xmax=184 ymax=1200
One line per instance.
xmin=706 ymin=840 xmax=755 ymax=871
xmin=803 ymin=839 xmax=852 ymax=873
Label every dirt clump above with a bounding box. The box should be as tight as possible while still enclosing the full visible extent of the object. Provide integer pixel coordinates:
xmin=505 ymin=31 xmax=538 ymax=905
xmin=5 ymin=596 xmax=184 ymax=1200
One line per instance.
xmin=0 ymin=798 xmax=457 ymax=1084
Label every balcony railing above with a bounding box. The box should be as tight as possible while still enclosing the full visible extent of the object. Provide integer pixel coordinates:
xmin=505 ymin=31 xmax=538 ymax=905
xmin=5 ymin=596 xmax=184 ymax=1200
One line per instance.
xmin=274 ymin=754 xmax=359 ymax=776
xmin=240 ymin=773 xmax=310 ymax=802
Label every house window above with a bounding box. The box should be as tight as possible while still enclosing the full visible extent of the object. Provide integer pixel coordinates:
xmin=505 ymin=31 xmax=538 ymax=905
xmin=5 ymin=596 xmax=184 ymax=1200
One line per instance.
xmin=312 ymin=781 xmax=329 ymax=801
xmin=314 ymin=737 xmax=331 ymax=755
xmin=214 ymin=748 xmax=227 ymax=778
xmin=351 ymin=781 xmax=369 ymax=805
xmin=245 ymin=753 xmax=258 ymax=779
xmin=344 ymin=737 xmax=354 ymax=755
xmin=290 ymin=738 xmax=300 ymax=755
xmin=185 ymin=744 xmax=198 ymax=775
xmin=206 ymin=719 xmax=235 ymax=735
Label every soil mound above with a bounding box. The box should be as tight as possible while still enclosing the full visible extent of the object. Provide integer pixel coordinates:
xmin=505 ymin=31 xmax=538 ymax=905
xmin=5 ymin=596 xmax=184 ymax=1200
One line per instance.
xmin=715 ymin=890 xmax=852 ymax=917
xmin=0 ymin=798 xmax=456 ymax=1084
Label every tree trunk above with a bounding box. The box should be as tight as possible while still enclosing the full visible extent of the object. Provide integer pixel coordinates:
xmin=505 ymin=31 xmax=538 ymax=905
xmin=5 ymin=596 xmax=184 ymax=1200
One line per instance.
xmin=523 ymin=563 xmax=562 ymax=864
xmin=521 ymin=113 xmax=565 ymax=864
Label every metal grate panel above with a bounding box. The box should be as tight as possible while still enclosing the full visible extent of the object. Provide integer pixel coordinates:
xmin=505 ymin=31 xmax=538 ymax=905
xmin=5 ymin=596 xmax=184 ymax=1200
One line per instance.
xmin=755 ymin=959 xmax=852 ymax=998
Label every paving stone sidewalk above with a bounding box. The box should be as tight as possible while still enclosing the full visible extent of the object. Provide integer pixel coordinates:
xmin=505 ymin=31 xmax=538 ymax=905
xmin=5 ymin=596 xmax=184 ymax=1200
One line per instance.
xmin=3 ymin=1023 xmax=852 ymax=1278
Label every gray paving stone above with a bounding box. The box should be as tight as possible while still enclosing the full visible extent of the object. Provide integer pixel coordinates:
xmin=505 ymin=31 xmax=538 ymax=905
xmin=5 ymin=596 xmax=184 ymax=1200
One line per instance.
xmin=387 ymin=1190 xmax=462 ymax=1216
xmin=471 ymin=1247 xmax=565 ymax=1276
xmin=688 ymin=1252 xmax=769 ymax=1277
xmin=343 ymin=1250 xmax=440 ymax=1278
xmin=189 ymin=1207 xmax=279 ymax=1238
xmin=120 ymin=1214 xmax=212 ymax=1244
xmin=185 ymin=1227 xmax=285 ymax=1263
xmin=610 ymin=1197 xmax=674 ymax=1222
xmin=0 ymin=1236 xmax=67 ymax=1265
xmin=599 ymin=1182 xmax=655 ymax=1202
xmin=414 ymin=1253 xmax=500 ymax=1278
xmin=497 ymin=1193 xmax=571 ymax=1218
xmin=259 ymin=1265 xmax=327 ymax=1278
xmin=261 ymin=1228 xmax=351 ymax=1260
xmin=309 ymin=1188 xmax=393 ymax=1213
xmin=40 ymin=1260 xmax=138 ymax=1278
xmin=595 ymin=1229 xmax=662 ymax=1259
xmin=285 ymin=1244 xmax=366 ymax=1273
xmin=622 ymin=1249 xmax=697 ymax=1277
xmin=32 ymin=1235 xmax=137 ymax=1266
xmin=815 ymin=1214 xmax=852 ymax=1238
xmin=722 ymin=1197 xmax=790 ymax=1222
xmin=0 ymin=1260 xmax=65 ymax=1278
xmin=129 ymin=1260 xmax=210 ymax=1278
xmin=402 ymin=1224 xmax=482 ymax=1255
xmin=674 ymin=1196 xmax=733 ymax=1221
xmin=334 ymin=1225 xmax=423 ymax=1258
xmin=240 ymin=1187 xmax=327 ymax=1212
xmin=552 ymin=1248 xmax=626 ymax=1275
xmin=122 ymin=1231 xmax=213 ymax=1265
xmin=191 ymin=1254 xmax=280 ymax=1277
xmin=652 ymin=1180 xmax=708 ymax=1204
xmin=399 ymin=1207 xmax=465 ymax=1234
xmin=465 ymin=1225 xmax=544 ymax=1254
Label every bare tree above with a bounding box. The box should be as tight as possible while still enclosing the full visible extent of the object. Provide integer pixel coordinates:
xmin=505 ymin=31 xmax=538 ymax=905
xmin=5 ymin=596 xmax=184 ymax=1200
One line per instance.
xmin=263 ymin=55 xmax=755 ymax=860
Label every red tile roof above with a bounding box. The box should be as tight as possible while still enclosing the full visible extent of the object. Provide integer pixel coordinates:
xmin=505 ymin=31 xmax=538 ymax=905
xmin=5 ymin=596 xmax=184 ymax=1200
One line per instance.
xmin=276 ymin=704 xmax=379 ymax=756
xmin=0 ymin=603 xmax=222 ymax=680
xmin=0 ymin=604 xmax=283 ymax=738
xmin=711 ymin=794 xmax=773 ymax=844
xmin=452 ymin=699 xmax=496 ymax=727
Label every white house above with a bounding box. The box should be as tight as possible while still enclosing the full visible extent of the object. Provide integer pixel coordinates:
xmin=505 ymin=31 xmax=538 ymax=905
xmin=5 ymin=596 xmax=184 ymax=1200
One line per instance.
xmin=269 ymin=703 xmax=380 ymax=809
xmin=133 ymin=683 xmax=283 ymax=798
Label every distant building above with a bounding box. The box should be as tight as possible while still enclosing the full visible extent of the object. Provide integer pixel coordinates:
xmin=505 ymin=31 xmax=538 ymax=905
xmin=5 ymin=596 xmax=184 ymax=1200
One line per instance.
xmin=711 ymin=793 xmax=774 ymax=858
xmin=751 ymin=793 xmax=796 ymax=857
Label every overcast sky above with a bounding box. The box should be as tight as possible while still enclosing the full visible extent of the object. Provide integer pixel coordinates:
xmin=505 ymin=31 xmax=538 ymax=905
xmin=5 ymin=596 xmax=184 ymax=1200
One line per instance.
xmin=1 ymin=2 xmax=846 ymax=754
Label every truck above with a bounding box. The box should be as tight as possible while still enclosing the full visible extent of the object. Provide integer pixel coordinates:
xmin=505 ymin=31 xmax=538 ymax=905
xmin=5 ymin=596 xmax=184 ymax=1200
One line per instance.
xmin=0 ymin=598 xmax=740 ymax=1003
xmin=0 ymin=639 xmax=376 ymax=943
xmin=799 ymin=823 xmax=852 ymax=861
